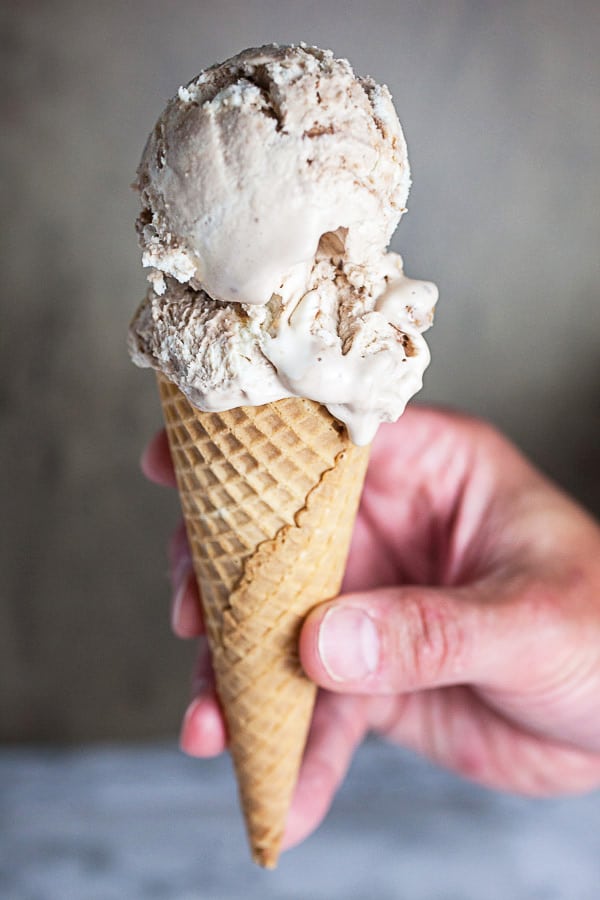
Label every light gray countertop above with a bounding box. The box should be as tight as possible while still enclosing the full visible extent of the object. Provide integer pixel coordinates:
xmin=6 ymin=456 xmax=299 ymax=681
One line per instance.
xmin=2 ymin=738 xmax=600 ymax=899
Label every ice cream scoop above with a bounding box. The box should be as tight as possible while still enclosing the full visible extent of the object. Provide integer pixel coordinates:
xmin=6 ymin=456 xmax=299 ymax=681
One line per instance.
xmin=135 ymin=43 xmax=410 ymax=305
xmin=129 ymin=43 xmax=437 ymax=444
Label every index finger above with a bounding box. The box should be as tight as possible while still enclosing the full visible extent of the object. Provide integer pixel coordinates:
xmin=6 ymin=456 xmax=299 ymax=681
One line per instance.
xmin=141 ymin=428 xmax=177 ymax=487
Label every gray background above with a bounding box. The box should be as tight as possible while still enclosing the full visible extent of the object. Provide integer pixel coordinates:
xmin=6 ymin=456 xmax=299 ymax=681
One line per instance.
xmin=1 ymin=0 xmax=599 ymax=743
xmin=3 ymin=740 xmax=600 ymax=899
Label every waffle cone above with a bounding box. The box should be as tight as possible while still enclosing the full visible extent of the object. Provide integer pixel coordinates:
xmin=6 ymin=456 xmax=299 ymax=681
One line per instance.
xmin=157 ymin=374 xmax=369 ymax=867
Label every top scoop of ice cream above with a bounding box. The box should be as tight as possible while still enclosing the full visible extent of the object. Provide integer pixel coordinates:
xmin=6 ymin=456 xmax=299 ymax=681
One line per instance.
xmin=136 ymin=43 xmax=411 ymax=305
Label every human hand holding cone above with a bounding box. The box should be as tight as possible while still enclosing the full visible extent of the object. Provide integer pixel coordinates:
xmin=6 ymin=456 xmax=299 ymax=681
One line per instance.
xmin=158 ymin=375 xmax=369 ymax=866
xmin=130 ymin=44 xmax=436 ymax=868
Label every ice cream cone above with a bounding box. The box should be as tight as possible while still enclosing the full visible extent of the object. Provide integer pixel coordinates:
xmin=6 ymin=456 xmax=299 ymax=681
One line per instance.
xmin=157 ymin=374 xmax=370 ymax=867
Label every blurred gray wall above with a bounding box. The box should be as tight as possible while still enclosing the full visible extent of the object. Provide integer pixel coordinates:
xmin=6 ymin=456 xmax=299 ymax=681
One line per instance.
xmin=1 ymin=0 xmax=599 ymax=742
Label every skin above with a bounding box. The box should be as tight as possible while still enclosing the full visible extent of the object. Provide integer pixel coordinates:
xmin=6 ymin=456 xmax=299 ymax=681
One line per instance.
xmin=142 ymin=407 xmax=600 ymax=853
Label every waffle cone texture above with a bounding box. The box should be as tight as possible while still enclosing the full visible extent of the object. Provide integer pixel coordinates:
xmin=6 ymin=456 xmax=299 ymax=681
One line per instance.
xmin=157 ymin=375 xmax=369 ymax=867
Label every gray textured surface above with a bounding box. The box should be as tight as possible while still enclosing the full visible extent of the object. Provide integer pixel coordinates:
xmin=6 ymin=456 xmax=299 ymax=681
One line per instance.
xmin=1 ymin=0 xmax=599 ymax=741
xmin=2 ymin=738 xmax=600 ymax=899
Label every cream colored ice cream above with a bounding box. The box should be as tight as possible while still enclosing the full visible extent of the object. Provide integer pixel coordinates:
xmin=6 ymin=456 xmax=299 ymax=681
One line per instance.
xmin=129 ymin=43 xmax=437 ymax=444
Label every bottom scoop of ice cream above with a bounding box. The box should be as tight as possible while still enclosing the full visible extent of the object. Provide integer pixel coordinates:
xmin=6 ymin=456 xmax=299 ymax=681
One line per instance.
xmin=129 ymin=248 xmax=437 ymax=446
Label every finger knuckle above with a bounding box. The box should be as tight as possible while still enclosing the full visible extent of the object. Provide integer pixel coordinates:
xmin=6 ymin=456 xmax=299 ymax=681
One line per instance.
xmin=399 ymin=593 xmax=466 ymax=687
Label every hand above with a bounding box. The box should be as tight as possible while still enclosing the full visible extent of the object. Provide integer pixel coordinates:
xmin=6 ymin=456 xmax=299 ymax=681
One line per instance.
xmin=142 ymin=407 xmax=600 ymax=853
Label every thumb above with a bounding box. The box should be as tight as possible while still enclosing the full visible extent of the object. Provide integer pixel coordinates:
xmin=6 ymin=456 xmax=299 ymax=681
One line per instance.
xmin=299 ymin=585 xmax=502 ymax=694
